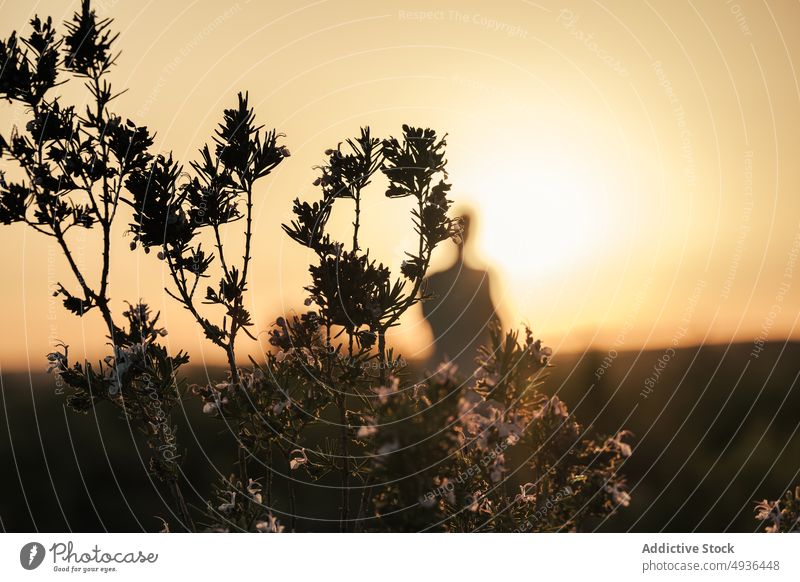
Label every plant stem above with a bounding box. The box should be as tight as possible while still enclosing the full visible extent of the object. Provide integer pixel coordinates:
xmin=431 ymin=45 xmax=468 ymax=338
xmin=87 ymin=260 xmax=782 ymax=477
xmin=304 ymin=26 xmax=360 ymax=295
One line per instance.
xmin=352 ymin=190 xmax=361 ymax=252
xmin=266 ymin=445 xmax=273 ymax=509
xmin=356 ymin=476 xmax=374 ymax=532
xmin=226 ymin=343 xmax=241 ymax=386
xmin=212 ymin=225 xmax=231 ymax=279
xmin=164 ymin=255 xmax=225 ymax=349
xmin=378 ymin=329 xmax=386 ymax=385
xmin=224 ymin=181 xmax=254 ymax=389
xmin=286 ymin=453 xmax=297 ymax=532
xmin=339 ymin=391 xmax=349 ymax=532
xmin=168 ymin=478 xmax=195 ymax=532
xmin=240 ymin=182 xmax=255 ymax=285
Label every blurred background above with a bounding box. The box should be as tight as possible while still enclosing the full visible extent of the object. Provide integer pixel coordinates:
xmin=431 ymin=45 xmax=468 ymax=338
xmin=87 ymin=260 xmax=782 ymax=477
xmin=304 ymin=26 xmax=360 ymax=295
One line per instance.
xmin=1 ymin=0 xmax=799 ymax=531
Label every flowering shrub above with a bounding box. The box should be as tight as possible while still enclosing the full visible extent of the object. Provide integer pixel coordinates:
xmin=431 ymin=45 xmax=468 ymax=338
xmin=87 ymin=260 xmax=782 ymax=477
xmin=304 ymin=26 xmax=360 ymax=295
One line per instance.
xmin=1 ymin=1 xmax=633 ymax=532
xmin=754 ymin=486 xmax=800 ymax=533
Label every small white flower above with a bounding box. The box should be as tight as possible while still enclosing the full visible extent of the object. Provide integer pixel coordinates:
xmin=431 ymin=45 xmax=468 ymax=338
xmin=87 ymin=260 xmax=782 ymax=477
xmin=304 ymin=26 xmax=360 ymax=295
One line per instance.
xmin=531 ymin=340 xmax=553 ymax=364
xmin=255 ymin=513 xmax=285 ymax=533
xmin=299 ymin=347 xmax=315 ymax=366
xmin=536 ymin=396 xmax=569 ymax=421
xmin=498 ymin=414 xmax=524 ymax=445
xmin=218 ymin=492 xmax=236 ymax=514
xmin=357 ymin=424 xmax=378 ymax=439
xmin=466 ymin=491 xmax=492 ymax=513
xmin=372 ymin=376 xmax=400 ymax=404
xmin=289 ymin=448 xmax=308 ymax=470
xmin=605 ymin=482 xmax=631 ymax=507
xmin=376 ymin=438 xmax=399 ymax=457
xmin=754 ymin=499 xmax=780 ymax=531
xmin=607 ymin=430 xmax=633 ymax=457
xmin=473 ymin=366 xmax=500 ymax=387
xmin=433 ymin=360 xmax=458 ymax=383
xmin=202 ymin=395 xmax=228 ymax=416
xmin=489 ymin=455 xmax=505 ymax=484
xmin=247 ymin=479 xmax=262 ymax=504
xmin=272 ymin=399 xmax=290 ymax=415
xmin=514 ymin=483 xmax=537 ymax=504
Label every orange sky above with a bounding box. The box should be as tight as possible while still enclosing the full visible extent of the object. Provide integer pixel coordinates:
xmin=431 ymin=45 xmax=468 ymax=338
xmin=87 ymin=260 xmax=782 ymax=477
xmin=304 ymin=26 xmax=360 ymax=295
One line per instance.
xmin=1 ymin=0 xmax=800 ymax=370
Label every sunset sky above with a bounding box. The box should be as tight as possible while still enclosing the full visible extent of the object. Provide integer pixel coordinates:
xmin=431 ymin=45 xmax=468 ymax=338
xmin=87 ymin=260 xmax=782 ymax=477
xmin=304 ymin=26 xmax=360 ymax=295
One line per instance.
xmin=1 ymin=0 xmax=799 ymax=370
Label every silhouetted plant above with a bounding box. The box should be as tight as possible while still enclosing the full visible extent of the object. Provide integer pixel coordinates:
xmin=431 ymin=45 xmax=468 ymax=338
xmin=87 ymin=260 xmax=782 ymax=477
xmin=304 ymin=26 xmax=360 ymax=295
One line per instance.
xmin=755 ymin=486 xmax=800 ymax=532
xmin=124 ymin=91 xmax=289 ymax=500
xmin=187 ymin=125 xmax=632 ymax=533
xmin=126 ymin=92 xmax=289 ymax=381
xmin=2 ymin=1 xmax=633 ymax=533
xmin=0 ymin=1 xmax=282 ymax=532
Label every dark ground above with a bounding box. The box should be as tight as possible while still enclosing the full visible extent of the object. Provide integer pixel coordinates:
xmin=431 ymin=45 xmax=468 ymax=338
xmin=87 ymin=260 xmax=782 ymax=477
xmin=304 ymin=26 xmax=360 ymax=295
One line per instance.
xmin=1 ymin=341 xmax=798 ymax=532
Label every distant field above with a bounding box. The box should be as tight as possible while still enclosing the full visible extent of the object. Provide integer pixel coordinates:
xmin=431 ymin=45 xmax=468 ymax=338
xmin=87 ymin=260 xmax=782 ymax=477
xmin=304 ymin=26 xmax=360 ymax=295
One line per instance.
xmin=1 ymin=341 xmax=798 ymax=532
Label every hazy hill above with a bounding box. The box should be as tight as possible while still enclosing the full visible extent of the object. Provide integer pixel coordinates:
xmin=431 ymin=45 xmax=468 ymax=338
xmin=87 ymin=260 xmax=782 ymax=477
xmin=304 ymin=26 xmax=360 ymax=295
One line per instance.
xmin=1 ymin=341 xmax=797 ymax=532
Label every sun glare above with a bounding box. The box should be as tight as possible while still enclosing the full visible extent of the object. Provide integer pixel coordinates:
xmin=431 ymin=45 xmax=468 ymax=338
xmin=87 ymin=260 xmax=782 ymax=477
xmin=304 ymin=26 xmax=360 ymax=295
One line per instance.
xmin=466 ymin=148 xmax=612 ymax=282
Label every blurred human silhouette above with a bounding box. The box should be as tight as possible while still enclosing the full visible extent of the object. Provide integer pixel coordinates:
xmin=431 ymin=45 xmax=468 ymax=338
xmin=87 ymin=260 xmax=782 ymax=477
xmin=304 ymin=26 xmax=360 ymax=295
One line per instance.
xmin=423 ymin=210 xmax=499 ymax=373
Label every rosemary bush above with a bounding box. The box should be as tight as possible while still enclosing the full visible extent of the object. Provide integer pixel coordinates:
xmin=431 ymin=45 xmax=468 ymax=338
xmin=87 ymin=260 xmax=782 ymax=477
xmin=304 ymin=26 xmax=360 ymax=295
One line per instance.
xmin=754 ymin=486 xmax=800 ymax=533
xmin=1 ymin=1 xmax=637 ymax=532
